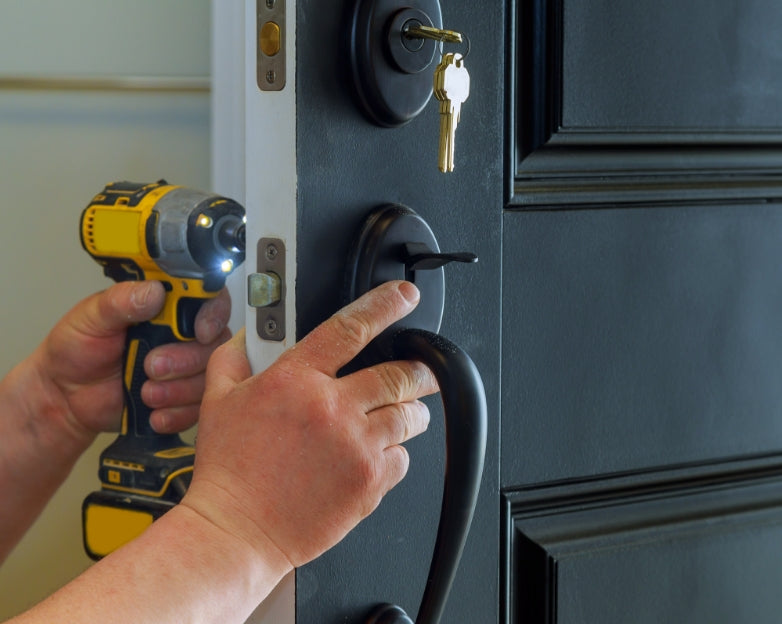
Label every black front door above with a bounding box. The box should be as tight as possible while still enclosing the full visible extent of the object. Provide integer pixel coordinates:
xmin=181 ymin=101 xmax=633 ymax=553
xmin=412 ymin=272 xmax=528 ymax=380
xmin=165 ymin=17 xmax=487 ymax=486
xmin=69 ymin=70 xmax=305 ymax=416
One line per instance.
xmin=287 ymin=0 xmax=782 ymax=621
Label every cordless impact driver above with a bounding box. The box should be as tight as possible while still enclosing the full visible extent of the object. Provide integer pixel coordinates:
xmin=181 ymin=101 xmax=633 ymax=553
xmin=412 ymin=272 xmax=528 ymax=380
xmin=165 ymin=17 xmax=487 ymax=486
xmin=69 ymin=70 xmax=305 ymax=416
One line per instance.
xmin=79 ymin=180 xmax=246 ymax=559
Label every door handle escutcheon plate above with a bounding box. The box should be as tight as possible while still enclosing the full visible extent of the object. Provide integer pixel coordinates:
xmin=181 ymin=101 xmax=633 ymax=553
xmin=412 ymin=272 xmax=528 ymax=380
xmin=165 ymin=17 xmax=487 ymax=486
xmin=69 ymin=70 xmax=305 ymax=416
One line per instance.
xmin=345 ymin=203 xmax=477 ymax=364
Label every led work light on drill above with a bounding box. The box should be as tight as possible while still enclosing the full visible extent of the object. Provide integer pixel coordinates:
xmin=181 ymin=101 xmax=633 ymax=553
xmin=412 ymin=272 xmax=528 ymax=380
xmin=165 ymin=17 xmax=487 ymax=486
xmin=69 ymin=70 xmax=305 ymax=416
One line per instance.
xmin=79 ymin=180 xmax=246 ymax=559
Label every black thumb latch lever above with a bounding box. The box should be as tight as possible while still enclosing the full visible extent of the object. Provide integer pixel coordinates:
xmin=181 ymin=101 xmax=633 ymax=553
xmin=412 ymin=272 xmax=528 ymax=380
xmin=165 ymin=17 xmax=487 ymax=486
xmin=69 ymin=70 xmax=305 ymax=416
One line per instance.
xmin=402 ymin=242 xmax=478 ymax=274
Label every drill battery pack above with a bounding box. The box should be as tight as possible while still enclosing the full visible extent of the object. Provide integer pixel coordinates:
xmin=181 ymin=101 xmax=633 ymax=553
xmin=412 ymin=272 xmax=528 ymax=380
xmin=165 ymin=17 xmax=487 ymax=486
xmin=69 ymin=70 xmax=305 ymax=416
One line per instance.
xmin=81 ymin=430 xmax=194 ymax=560
xmin=82 ymin=490 xmax=175 ymax=559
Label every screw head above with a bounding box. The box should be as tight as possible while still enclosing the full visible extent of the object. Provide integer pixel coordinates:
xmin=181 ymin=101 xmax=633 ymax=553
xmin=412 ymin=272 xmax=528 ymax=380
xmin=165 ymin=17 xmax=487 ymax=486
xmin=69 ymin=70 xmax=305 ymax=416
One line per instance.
xmin=265 ymin=243 xmax=279 ymax=261
xmin=264 ymin=318 xmax=278 ymax=335
xmin=266 ymin=70 xmax=277 ymax=84
xmin=265 ymin=0 xmax=276 ymax=8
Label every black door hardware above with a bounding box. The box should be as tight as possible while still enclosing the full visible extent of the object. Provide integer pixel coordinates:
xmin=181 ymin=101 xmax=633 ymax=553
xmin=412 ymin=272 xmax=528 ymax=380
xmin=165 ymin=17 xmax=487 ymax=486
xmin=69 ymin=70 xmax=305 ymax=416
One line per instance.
xmin=345 ymin=204 xmax=487 ymax=624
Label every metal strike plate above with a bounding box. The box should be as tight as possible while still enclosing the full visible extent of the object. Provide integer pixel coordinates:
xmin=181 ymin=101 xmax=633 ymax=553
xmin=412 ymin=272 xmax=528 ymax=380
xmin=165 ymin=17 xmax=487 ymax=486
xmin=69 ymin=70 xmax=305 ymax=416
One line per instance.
xmin=257 ymin=0 xmax=286 ymax=91
xmin=252 ymin=238 xmax=286 ymax=341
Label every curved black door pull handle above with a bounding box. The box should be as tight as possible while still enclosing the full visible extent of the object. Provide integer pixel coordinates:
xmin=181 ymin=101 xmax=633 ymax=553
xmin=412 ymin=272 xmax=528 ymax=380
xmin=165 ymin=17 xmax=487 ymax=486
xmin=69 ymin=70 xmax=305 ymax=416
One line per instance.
xmin=367 ymin=328 xmax=487 ymax=624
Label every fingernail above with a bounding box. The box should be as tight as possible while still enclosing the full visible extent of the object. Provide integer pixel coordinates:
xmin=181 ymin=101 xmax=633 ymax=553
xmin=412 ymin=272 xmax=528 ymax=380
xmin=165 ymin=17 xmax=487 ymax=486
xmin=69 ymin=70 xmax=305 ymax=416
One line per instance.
xmin=150 ymin=355 xmax=173 ymax=377
xmin=201 ymin=317 xmax=226 ymax=344
xmin=399 ymin=281 xmax=420 ymax=305
xmin=152 ymin=412 xmax=170 ymax=433
xmin=132 ymin=281 xmax=155 ymax=308
xmin=144 ymin=381 xmax=169 ymax=405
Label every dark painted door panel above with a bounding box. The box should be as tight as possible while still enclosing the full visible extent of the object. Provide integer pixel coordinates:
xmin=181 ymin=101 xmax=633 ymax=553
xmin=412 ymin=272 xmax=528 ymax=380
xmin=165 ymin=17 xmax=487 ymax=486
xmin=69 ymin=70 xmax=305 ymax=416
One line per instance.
xmin=502 ymin=205 xmax=782 ymax=485
xmin=506 ymin=459 xmax=782 ymax=623
xmin=561 ymin=0 xmax=782 ymax=130
xmin=292 ymin=0 xmax=782 ymax=621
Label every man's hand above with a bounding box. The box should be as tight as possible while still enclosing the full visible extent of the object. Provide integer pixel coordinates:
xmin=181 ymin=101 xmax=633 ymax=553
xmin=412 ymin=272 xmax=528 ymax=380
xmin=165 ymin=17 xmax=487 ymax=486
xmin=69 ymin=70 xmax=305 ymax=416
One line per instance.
xmin=0 ymin=281 xmax=230 ymax=563
xmin=3 ymin=281 xmax=438 ymax=622
xmin=183 ymin=280 xmax=438 ymax=574
xmin=31 ymin=281 xmax=231 ymax=443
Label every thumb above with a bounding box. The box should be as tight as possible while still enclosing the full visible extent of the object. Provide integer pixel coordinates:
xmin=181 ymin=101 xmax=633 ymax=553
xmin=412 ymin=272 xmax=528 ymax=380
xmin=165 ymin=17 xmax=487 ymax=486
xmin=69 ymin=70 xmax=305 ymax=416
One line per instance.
xmin=205 ymin=327 xmax=252 ymax=398
xmin=77 ymin=281 xmax=166 ymax=337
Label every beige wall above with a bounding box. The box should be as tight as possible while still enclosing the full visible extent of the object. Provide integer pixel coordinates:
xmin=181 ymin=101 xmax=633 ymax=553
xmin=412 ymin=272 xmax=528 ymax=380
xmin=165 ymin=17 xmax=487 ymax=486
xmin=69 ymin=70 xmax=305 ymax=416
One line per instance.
xmin=0 ymin=1 xmax=211 ymax=617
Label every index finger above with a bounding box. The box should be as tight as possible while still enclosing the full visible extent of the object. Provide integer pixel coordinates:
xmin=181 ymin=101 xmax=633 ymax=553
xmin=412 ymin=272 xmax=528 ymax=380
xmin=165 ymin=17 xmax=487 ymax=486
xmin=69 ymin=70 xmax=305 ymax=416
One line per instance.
xmin=194 ymin=287 xmax=232 ymax=344
xmin=286 ymin=281 xmax=420 ymax=376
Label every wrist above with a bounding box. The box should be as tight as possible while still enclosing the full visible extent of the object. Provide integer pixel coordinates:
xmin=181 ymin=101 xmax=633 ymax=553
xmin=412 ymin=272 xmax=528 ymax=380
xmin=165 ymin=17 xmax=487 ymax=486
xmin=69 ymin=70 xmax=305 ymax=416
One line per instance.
xmin=0 ymin=353 xmax=96 ymax=563
xmin=1 ymin=348 xmax=95 ymax=462
xmin=161 ymin=503 xmax=293 ymax=606
xmin=180 ymin=480 xmax=295 ymax=582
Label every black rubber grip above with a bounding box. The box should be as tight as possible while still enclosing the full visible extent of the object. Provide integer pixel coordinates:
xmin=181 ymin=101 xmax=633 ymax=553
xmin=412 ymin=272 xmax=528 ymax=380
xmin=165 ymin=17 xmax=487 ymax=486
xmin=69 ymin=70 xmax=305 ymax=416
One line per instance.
xmin=123 ymin=321 xmax=180 ymax=440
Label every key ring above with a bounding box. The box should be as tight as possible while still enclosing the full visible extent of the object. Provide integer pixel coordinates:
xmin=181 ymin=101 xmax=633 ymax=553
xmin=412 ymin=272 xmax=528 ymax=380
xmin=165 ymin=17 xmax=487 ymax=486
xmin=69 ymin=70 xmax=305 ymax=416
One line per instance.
xmin=440 ymin=34 xmax=470 ymax=60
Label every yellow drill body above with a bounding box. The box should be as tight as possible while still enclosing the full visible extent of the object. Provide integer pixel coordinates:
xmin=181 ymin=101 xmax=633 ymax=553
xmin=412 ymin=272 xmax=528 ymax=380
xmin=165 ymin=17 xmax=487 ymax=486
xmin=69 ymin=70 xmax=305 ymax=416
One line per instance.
xmin=79 ymin=180 xmax=245 ymax=559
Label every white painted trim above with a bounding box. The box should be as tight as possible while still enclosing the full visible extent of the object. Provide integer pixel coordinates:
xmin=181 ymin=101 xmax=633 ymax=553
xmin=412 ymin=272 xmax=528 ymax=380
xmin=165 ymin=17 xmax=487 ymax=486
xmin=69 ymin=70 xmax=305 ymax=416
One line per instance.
xmin=212 ymin=1 xmax=297 ymax=621
xmin=243 ymin=0 xmax=298 ymax=372
xmin=246 ymin=569 xmax=295 ymax=623
xmin=211 ymin=0 xmax=246 ymax=335
xmin=241 ymin=3 xmax=298 ymax=617
xmin=211 ymin=0 xmax=245 ymax=205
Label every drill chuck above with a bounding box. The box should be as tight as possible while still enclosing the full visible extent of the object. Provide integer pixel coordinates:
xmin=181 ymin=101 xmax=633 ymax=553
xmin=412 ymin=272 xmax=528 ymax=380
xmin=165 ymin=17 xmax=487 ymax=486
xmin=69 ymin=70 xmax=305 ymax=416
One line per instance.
xmin=219 ymin=221 xmax=246 ymax=254
xmin=143 ymin=185 xmax=246 ymax=291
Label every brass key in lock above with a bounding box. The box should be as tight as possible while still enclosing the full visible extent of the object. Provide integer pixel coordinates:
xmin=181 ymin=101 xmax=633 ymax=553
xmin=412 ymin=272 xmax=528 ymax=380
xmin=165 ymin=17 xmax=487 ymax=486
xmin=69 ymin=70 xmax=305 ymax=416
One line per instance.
xmin=404 ymin=23 xmax=463 ymax=45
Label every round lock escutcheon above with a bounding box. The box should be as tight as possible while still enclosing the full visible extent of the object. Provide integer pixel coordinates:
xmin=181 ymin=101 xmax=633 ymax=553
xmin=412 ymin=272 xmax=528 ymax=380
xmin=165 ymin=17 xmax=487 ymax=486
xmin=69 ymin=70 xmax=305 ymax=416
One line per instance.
xmin=348 ymin=0 xmax=443 ymax=127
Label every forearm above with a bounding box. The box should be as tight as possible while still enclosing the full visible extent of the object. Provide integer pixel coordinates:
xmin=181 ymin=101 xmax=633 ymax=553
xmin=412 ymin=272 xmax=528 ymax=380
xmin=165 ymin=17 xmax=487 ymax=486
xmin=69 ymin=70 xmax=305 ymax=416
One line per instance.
xmin=0 ymin=351 xmax=95 ymax=563
xmin=6 ymin=505 xmax=290 ymax=624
